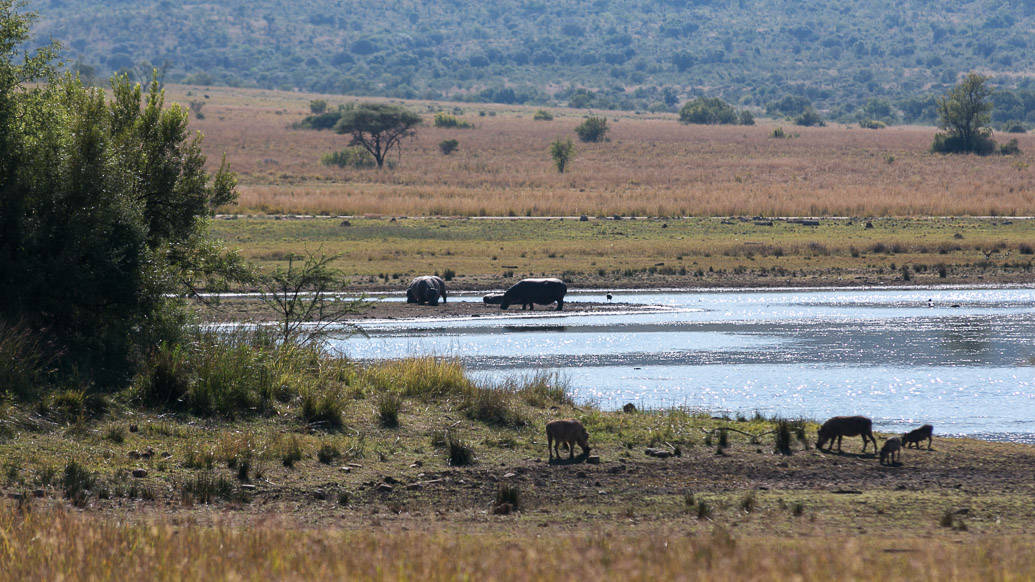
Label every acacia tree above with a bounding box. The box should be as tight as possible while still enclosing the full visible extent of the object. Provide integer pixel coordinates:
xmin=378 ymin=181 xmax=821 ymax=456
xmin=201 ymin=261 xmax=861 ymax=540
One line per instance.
xmin=932 ymin=73 xmax=995 ymax=154
xmin=334 ymin=103 xmax=421 ymax=168
xmin=0 ymin=2 xmax=241 ymax=387
xmin=549 ymin=138 xmax=575 ymax=173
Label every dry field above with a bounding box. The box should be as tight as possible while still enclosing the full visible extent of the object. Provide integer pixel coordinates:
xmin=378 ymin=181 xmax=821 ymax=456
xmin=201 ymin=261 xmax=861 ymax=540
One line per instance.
xmin=167 ymin=84 xmax=1035 ymax=218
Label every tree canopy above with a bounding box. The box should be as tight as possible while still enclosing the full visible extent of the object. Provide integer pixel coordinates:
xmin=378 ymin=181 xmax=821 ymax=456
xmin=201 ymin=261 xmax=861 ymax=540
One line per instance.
xmin=334 ymin=103 xmax=421 ymax=169
xmin=932 ymin=73 xmax=995 ymax=154
xmin=0 ymin=2 xmax=240 ymax=389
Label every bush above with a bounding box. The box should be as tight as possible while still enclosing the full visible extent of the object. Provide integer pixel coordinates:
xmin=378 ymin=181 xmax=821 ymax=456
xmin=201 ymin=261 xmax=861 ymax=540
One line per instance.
xmin=999 ymin=138 xmax=1021 ymax=155
xmin=495 ymin=483 xmax=521 ymax=510
xmin=0 ymin=323 xmax=53 ymax=400
xmin=180 ymin=472 xmax=239 ymax=504
xmin=771 ymin=127 xmax=787 ymax=139
xmin=321 ymin=147 xmax=377 ymax=168
xmin=378 ymin=392 xmax=402 ymax=428
xmin=433 ymin=112 xmax=473 ymax=128
xmin=447 ymin=433 xmax=474 ymax=466
xmin=549 ymin=138 xmax=575 ymax=173
xmin=931 ymin=133 xmax=996 ymax=155
xmin=795 ymin=107 xmax=825 ymax=127
xmin=533 ymin=109 xmax=554 ymax=121
xmin=859 ymin=119 xmax=886 ymax=129
xmin=678 ymin=97 xmax=747 ymax=125
xmin=775 ymin=420 xmax=792 ymax=455
xmin=300 ymin=388 xmax=344 ymax=430
xmin=62 ymin=460 xmax=97 ymax=505
xmin=464 ymin=387 xmax=524 ymax=427
xmin=309 ymin=99 xmax=328 ymax=114
xmin=574 ymin=116 xmax=609 ymax=142
xmin=317 ymin=443 xmax=340 ymax=464
xmin=363 ymin=357 xmax=472 ymax=399
xmin=279 ymin=435 xmax=304 ymax=468
xmin=438 ymin=139 xmax=459 ymax=155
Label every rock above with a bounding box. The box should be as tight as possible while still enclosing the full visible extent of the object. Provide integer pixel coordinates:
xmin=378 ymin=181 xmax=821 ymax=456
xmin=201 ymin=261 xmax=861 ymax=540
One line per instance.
xmin=240 ymin=484 xmax=257 ymax=491
xmin=645 ymin=448 xmax=672 ymax=458
xmin=340 ymin=220 xmax=351 ymax=227
xmin=607 ymin=465 xmax=625 ymax=474
xmin=160 ymin=452 xmax=172 ymax=459
xmin=410 ymin=460 xmax=423 ymax=468
xmin=128 ymin=424 xmax=139 ymax=433
xmin=375 ymin=484 xmax=393 ymax=493
xmin=405 ymin=483 xmax=423 ymax=491
xmin=579 ymin=215 xmax=589 ymax=222
xmin=575 ymin=471 xmax=587 ymax=478
xmin=503 ymin=472 xmax=517 ymax=479
xmin=313 ymin=489 xmax=327 ymax=500
xmin=339 ymin=466 xmax=352 ymax=473
xmin=128 ymin=450 xmax=141 ymax=460
xmin=586 ymin=455 xmax=600 ymax=464
xmin=622 ymin=403 xmax=637 ymax=413
xmin=131 ymin=468 xmax=148 ymax=478
xmin=32 ymin=489 xmax=45 ymax=498
xmin=383 ymin=476 xmax=400 ymax=485
xmin=493 ymin=503 xmax=514 ymax=515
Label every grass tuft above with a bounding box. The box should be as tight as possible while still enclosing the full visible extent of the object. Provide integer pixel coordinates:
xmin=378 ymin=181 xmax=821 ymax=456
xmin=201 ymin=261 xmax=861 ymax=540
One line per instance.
xmin=377 ymin=392 xmax=402 ymax=428
xmin=447 ymin=433 xmax=474 ymax=466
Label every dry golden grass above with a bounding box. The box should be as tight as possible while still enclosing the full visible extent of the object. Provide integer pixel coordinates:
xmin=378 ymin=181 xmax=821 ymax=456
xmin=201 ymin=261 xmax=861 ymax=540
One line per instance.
xmin=1 ymin=504 xmax=1033 ymax=581
xmin=167 ymin=84 xmax=1035 ymax=217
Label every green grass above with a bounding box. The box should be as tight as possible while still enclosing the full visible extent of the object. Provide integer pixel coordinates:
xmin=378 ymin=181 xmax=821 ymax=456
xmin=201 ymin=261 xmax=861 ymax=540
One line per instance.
xmin=210 ymin=216 xmax=1035 ymax=290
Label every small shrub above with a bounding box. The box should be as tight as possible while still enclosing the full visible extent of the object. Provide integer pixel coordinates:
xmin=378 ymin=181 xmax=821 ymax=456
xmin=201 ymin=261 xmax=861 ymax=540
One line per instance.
xmin=317 ymin=443 xmax=340 ymax=464
xmin=321 ymin=147 xmax=376 ymax=169
xmin=104 ymin=425 xmax=126 ymax=444
xmin=279 ymin=435 xmax=304 ymax=468
xmin=791 ymin=501 xmax=805 ymax=516
xmin=378 ymin=392 xmax=402 ymax=428
xmin=533 ymin=109 xmax=554 ymax=121
xmin=443 ymin=268 xmax=456 ymax=281
xmin=309 ymin=99 xmax=328 ymax=114
xmin=62 ymin=460 xmax=96 ymax=505
xmin=1019 ymin=244 xmax=1033 ymax=255
xmin=338 ymin=491 xmax=350 ymax=506
xmin=183 ymin=448 xmax=216 ymax=470
xmin=940 ymin=509 xmax=955 ymax=528
xmin=181 ymin=472 xmax=238 ymax=505
xmin=696 ymin=498 xmax=713 ymax=520
xmin=683 ymin=489 xmax=696 ymax=510
xmin=574 ymin=116 xmax=609 ymax=142
xmin=775 ymin=421 xmax=792 ymax=455
xmin=771 ymin=127 xmax=786 ymax=139
xmin=0 ymin=322 xmax=54 ymax=400
xmin=447 ymin=433 xmax=474 ymax=466
xmin=515 ymin=372 xmax=573 ymax=407
xmin=739 ymin=492 xmax=757 ymax=513
xmin=438 ymin=139 xmax=459 ymax=155
xmin=433 ymin=112 xmax=474 ymax=128
xmin=717 ymin=428 xmax=729 ymax=449
xmin=464 ymin=387 xmax=524 ymax=427
xmin=495 ymin=483 xmax=521 ymax=510
xmin=859 ymin=119 xmax=886 ymax=129
xmin=999 ymin=138 xmax=1021 ymax=155
xmin=300 ymin=389 xmax=344 ymax=430
xmin=549 ymin=138 xmax=575 ymax=173
xmin=794 ymin=107 xmax=824 ymax=127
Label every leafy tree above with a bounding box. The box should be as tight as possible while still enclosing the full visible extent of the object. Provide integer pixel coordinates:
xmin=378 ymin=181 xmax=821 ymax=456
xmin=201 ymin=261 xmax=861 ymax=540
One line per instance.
xmin=679 ymin=97 xmax=743 ymax=125
xmin=574 ymin=115 xmax=609 ymax=142
xmin=309 ymin=99 xmax=328 ymax=114
xmin=334 ymin=103 xmax=421 ymax=168
xmin=549 ymin=138 xmax=575 ymax=173
xmin=794 ymin=106 xmax=825 ymax=127
xmin=932 ymin=73 xmax=996 ymax=154
xmin=259 ymin=251 xmax=362 ymax=345
xmin=0 ymin=2 xmax=240 ymax=388
xmin=438 ymin=139 xmax=459 ymax=155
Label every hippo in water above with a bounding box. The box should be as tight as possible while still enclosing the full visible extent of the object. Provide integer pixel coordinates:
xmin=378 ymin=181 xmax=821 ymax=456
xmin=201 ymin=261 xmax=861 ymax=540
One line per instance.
xmin=493 ymin=278 xmax=567 ymax=310
xmin=406 ymin=276 xmax=447 ymax=306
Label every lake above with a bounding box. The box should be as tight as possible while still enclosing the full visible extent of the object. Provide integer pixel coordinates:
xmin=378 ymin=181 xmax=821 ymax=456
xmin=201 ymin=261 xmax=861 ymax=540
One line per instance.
xmin=327 ymin=286 xmax=1035 ymax=442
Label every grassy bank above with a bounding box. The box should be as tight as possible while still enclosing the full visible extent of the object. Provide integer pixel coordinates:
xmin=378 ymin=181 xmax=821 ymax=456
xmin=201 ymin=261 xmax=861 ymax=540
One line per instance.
xmin=3 ymin=329 xmax=1035 ymax=578
xmin=211 ymin=216 xmax=1035 ymax=291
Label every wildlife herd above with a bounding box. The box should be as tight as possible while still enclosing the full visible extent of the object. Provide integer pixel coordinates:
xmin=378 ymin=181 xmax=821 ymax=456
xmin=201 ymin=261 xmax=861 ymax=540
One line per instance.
xmin=404 ymin=275 xmax=934 ymax=468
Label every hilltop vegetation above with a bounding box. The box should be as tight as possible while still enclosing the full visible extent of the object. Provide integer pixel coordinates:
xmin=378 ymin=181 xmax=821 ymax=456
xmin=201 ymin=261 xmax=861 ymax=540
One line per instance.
xmin=27 ymin=0 xmax=1035 ymax=125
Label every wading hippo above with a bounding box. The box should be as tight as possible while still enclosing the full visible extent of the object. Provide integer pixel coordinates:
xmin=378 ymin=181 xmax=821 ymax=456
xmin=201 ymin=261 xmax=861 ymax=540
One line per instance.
xmin=406 ymin=276 xmax=447 ymax=306
xmin=902 ymin=424 xmax=933 ymax=450
xmin=483 ymin=293 xmax=504 ymax=305
xmin=498 ymin=278 xmax=567 ymax=310
xmin=546 ymin=419 xmax=590 ymax=460
xmin=816 ymin=415 xmax=878 ymax=454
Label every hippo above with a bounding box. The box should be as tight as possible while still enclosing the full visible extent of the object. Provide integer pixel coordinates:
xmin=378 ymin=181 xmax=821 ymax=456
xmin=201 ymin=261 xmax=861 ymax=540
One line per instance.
xmin=816 ymin=415 xmax=878 ymax=454
xmin=497 ymin=278 xmax=567 ymax=311
xmin=483 ymin=293 xmax=504 ymax=305
xmin=406 ymin=276 xmax=447 ymax=306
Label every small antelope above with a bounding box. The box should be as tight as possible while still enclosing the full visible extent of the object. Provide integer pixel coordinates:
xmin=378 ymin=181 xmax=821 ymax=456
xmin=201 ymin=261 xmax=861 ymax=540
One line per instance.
xmin=880 ymin=437 xmax=902 ymax=465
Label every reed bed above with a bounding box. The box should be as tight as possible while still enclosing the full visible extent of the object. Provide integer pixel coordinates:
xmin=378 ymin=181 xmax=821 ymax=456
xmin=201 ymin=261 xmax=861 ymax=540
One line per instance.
xmin=169 ymin=85 xmax=1035 ymax=217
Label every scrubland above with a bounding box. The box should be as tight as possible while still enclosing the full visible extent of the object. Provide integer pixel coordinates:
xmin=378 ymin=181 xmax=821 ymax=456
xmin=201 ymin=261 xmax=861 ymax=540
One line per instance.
xmin=168 ymin=85 xmax=1035 ymax=218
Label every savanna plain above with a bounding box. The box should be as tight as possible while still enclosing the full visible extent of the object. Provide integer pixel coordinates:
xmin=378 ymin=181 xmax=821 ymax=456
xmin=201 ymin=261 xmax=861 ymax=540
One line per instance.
xmin=4 ymin=86 xmax=1035 ymax=581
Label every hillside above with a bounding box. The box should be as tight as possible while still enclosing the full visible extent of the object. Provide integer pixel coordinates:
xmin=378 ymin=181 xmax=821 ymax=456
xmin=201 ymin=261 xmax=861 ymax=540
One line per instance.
xmin=28 ymin=0 xmax=1035 ymax=122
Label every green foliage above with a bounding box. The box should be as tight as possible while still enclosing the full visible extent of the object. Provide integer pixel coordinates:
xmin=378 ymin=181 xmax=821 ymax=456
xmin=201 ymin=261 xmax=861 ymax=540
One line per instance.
xmin=678 ymin=97 xmax=751 ymax=125
xmin=447 ymin=433 xmax=474 ymax=466
xmin=62 ymin=460 xmax=97 ymax=505
xmin=0 ymin=5 xmax=241 ymax=389
xmin=433 ymin=112 xmax=473 ymax=128
xmin=859 ymin=119 xmax=887 ymax=129
xmin=549 ymin=138 xmax=575 ymax=173
xmin=180 ymin=472 xmax=239 ymax=504
xmin=309 ymin=99 xmax=328 ymax=114
xmin=999 ymin=138 xmax=1021 ymax=155
xmin=932 ymin=73 xmax=995 ymax=154
xmin=377 ymin=392 xmax=402 ymax=428
xmin=321 ymin=147 xmax=376 ymax=169
xmin=259 ymin=250 xmax=362 ymax=345
xmin=333 ymin=103 xmax=421 ymax=168
xmin=300 ymin=388 xmax=345 ymax=429
xmin=463 ymin=387 xmax=525 ymax=427
xmin=794 ymin=107 xmax=825 ymax=127
xmin=574 ymin=115 xmax=609 ymax=142
xmin=438 ymin=139 xmax=459 ymax=155
xmin=0 ymin=323 xmax=54 ymax=400
xmin=533 ymin=110 xmax=554 ymax=121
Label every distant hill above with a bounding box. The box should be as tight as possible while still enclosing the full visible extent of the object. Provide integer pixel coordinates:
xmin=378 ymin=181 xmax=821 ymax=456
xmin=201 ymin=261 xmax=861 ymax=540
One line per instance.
xmin=27 ymin=0 xmax=1035 ymax=124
